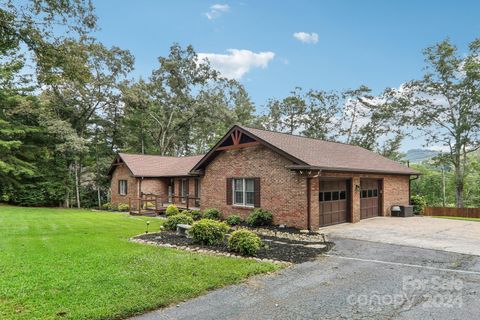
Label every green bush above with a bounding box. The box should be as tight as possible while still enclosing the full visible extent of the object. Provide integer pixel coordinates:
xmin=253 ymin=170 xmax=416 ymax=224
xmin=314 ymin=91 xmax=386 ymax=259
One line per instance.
xmin=117 ymin=203 xmax=129 ymax=212
xmin=246 ymin=208 xmax=273 ymax=227
xmin=226 ymin=215 xmax=242 ymax=226
xmin=164 ymin=213 xmax=193 ymax=231
xmin=411 ymin=195 xmax=427 ymax=214
xmin=190 ymin=210 xmax=203 ymax=220
xmin=228 ymin=229 xmax=262 ymax=256
xmin=190 ymin=219 xmax=229 ymax=245
xmin=203 ymin=208 xmax=221 ymax=220
xmin=101 ymin=202 xmax=111 ymax=210
xmin=165 ymin=204 xmax=180 ymax=217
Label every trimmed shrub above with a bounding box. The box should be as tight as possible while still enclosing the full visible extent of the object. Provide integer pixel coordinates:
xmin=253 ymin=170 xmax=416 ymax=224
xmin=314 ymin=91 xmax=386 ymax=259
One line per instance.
xmin=101 ymin=202 xmax=111 ymax=210
xmin=164 ymin=213 xmax=193 ymax=231
xmin=246 ymin=208 xmax=273 ymax=227
xmin=165 ymin=204 xmax=180 ymax=217
xmin=117 ymin=203 xmax=129 ymax=212
xmin=203 ymin=208 xmax=221 ymax=220
xmin=411 ymin=195 xmax=427 ymax=215
xmin=228 ymin=229 xmax=262 ymax=256
xmin=190 ymin=210 xmax=203 ymax=220
xmin=226 ymin=215 xmax=242 ymax=226
xmin=190 ymin=219 xmax=229 ymax=245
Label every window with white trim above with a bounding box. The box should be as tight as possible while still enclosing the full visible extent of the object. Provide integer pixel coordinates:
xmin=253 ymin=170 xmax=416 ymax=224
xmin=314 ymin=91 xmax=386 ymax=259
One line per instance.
xmin=233 ymin=178 xmax=254 ymax=207
xmin=119 ymin=180 xmax=127 ymax=196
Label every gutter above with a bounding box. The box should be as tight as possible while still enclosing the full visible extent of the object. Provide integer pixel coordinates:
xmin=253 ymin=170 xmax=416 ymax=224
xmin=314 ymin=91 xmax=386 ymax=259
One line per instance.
xmin=286 ymin=165 xmax=419 ymax=176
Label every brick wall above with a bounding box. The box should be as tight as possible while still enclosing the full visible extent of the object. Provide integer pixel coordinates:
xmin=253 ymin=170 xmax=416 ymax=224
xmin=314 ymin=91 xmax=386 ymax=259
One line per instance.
xmin=141 ymin=178 xmax=169 ymax=199
xmin=110 ymin=164 xmax=138 ymax=206
xmin=200 ymin=145 xmax=308 ymax=228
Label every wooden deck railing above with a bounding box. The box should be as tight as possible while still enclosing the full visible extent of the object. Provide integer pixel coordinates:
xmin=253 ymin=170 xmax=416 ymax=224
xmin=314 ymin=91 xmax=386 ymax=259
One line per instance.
xmin=169 ymin=195 xmax=200 ymax=210
xmin=128 ymin=194 xmax=200 ymax=215
xmin=424 ymin=207 xmax=480 ymax=219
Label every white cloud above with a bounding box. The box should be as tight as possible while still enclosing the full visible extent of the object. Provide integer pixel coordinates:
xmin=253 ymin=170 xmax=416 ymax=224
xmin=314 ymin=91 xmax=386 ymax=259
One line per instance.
xmin=205 ymin=4 xmax=230 ymax=20
xmin=293 ymin=32 xmax=319 ymax=44
xmin=198 ymin=49 xmax=275 ymax=80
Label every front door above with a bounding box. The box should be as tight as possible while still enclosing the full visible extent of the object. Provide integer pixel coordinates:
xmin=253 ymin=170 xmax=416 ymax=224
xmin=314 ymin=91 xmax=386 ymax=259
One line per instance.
xmin=319 ymin=179 xmax=349 ymax=227
xmin=194 ymin=178 xmax=200 ymax=207
xmin=180 ymin=179 xmax=188 ymax=203
xmin=360 ymin=179 xmax=380 ymax=219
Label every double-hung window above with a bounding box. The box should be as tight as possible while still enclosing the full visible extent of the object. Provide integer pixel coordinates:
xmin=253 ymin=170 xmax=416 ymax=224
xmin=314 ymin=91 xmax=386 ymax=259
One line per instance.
xmin=233 ymin=178 xmax=254 ymax=207
xmin=119 ymin=180 xmax=127 ymax=196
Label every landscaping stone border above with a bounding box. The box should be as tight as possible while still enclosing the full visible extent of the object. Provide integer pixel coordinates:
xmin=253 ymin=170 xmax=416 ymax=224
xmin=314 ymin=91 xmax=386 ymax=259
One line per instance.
xmin=241 ymin=227 xmax=327 ymax=242
xmin=131 ymin=236 xmax=291 ymax=266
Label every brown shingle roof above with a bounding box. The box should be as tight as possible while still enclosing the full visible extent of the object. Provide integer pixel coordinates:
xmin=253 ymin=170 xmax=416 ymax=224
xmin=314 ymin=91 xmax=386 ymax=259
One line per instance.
xmin=118 ymin=153 xmax=205 ymax=177
xmin=237 ymin=126 xmax=419 ymax=175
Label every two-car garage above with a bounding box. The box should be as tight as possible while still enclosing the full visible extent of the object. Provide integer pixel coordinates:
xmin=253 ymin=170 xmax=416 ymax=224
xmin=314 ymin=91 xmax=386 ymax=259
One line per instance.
xmin=319 ymin=178 xmax=382 ymax=227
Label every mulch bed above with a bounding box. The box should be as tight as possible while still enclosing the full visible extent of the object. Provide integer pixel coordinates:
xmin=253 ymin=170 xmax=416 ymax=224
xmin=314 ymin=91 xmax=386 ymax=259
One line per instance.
xmin=135 ymin=231 xmax=333 ymax=264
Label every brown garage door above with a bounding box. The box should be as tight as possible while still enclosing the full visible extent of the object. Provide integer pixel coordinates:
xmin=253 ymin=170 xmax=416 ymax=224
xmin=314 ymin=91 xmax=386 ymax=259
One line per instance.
xmin=360 ymin=179 xmax=380 ymax=219
xmin=319 ymin=180 xmax=348 ymax=227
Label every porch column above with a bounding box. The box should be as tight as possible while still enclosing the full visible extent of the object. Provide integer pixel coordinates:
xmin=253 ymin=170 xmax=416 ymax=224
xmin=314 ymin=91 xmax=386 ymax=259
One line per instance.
xmin=137 ymin=179 xmax=142 ymax=198
xmin=351 ymin=176 xmax=361 ymax=223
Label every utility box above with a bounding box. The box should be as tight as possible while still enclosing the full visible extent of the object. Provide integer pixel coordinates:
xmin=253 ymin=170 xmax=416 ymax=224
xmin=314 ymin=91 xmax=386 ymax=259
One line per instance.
xmin=399 ymin=205 xmax=414 ymax=217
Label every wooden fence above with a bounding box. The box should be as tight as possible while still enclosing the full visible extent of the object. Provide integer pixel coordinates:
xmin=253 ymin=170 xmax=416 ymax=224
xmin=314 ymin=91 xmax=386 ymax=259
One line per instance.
xmin=424 ymin=207 xmax=480 ymax=219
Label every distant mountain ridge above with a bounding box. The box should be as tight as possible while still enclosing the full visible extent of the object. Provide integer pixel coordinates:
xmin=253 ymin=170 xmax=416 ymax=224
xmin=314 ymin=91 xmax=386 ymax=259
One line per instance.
xmin=402 ymin=149 xmax=440 ymax=163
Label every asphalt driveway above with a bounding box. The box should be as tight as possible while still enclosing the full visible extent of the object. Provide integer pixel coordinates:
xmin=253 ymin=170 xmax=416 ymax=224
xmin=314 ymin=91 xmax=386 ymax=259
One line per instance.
xmin=320 ymin=216 xmax=480 ymax=256
xmin=132 ymin=238 xmax=480 ymax=320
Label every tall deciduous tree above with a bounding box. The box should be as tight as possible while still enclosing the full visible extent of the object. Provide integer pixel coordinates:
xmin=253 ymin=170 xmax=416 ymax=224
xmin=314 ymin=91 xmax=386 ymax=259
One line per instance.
xmin=302 ymin=89 xmax=340 ymax=140
xmin=121 ymin=44 xmax=256 ymax=156
xmin=263 ymin=87 xmax=306 ymax=134
xmin=391 ymin=39 xmax=480 ymax=207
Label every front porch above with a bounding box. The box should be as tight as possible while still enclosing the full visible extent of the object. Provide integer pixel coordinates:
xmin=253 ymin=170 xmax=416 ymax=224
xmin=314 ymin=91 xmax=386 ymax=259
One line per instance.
xmin=128 ymin=194 xmax=200 ymax=216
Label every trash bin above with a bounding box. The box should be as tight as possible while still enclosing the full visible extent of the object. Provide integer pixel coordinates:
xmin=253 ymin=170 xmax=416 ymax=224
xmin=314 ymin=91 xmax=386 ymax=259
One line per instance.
xmin=391 ymin=205 xmax=401 ymax=217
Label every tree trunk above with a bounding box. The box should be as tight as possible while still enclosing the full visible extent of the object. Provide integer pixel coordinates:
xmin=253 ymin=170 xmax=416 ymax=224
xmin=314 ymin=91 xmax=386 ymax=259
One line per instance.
xmin=64 ymin=190 xmax=70 ymax=208
xmin=442 ymin=167 xmax=446 ymax=207
xmin=97 ymin=188 xmax=102 ymax=209
xmin=454 ymin=162 xmax=464 ymax=208
xmin=74 ymin=159 xmax=81 ymax=208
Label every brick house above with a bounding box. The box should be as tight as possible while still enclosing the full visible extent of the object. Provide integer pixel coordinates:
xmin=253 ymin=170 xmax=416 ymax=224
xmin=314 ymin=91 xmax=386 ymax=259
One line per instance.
xmin=109 ymin=125 xmax=419 ymax=230
xmin=108 ymin=154 xmax=204 ymax=210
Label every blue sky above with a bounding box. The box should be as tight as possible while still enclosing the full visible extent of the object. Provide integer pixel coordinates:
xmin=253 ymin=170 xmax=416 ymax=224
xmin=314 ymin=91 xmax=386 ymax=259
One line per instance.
xmin=93 ymin=0 xmax=480 ymax=150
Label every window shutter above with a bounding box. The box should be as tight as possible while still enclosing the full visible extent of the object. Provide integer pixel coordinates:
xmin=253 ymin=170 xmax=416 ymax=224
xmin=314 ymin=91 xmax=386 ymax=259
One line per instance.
xmin=226 ymin=178 xmax=233 ymax=205
xmin=125 ymin=181 xmax=127 ymax=195
xmin=118 ymin=181 xmax=121 ymax=194
xmin=186 ymin=179 xmax=190 ymax=196
xmin=254 ymin=177 xmax=261 ymax=208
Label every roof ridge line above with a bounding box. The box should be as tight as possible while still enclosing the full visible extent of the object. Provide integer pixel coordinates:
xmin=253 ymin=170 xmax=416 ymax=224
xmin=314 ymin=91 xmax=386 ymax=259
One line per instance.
xmin=119 ymin=152 xmax=205 ymax=158
xmin=238 ymin=125 xmax=365 ymax=149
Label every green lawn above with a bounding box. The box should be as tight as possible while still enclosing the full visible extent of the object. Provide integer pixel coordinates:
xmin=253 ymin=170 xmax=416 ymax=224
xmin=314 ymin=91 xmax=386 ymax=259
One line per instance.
xmin=432 ymin=216 xmax=480 ymax=222
xmin=0 ymin=206 xmax=278 ymax=319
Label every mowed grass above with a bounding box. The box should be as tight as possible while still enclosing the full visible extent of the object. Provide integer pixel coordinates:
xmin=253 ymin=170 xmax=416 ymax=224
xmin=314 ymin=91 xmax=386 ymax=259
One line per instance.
xmin=0 ymin=206 xmax=278 ymax=319
xmin=432 ymin=216 xmax=480 ymax=222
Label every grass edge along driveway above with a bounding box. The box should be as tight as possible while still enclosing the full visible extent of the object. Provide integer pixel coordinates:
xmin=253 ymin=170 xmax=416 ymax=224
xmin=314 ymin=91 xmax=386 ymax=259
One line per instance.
xmin=432 ymin=215 xmax=480 ymax=222
xmin=0 ymin=206 xmax=279 ymax=320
